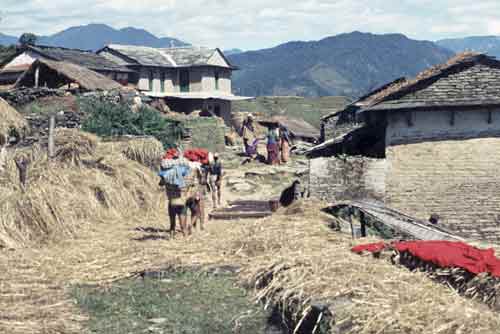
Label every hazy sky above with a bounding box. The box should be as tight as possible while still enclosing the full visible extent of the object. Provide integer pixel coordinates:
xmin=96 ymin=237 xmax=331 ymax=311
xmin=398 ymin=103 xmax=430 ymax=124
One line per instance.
xmin=1 ymin=0 xmax=500 ymax=50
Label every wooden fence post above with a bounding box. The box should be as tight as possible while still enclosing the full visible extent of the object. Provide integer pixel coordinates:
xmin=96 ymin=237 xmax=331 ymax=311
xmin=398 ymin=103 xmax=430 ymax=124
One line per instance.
xmin=15 ymin=157 xmax=29 ymax=190
xmin=48 ymin=114 xmax=55 ymax=159
xmin=34 ymin=66 xmax=40 ymax=88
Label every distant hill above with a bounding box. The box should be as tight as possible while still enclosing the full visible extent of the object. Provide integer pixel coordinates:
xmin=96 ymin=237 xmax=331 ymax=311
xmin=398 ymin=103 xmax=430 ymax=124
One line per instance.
xmin=437 ymin=36 xmax=500 ymax=58
xmin=229 ymin=31 xmax=454 ymax=98
xmin=0 ymin=24 xmax=189 ymax=51
xmin=224 ymin=49 xmax=243 ymax=56
xmin=0 ymin=33 xmax=17 ymax=46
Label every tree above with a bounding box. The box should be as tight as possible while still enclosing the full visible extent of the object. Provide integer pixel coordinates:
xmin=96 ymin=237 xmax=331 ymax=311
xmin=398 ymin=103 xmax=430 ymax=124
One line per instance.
xmin=18 ymin=33 xmax=37 ymax=46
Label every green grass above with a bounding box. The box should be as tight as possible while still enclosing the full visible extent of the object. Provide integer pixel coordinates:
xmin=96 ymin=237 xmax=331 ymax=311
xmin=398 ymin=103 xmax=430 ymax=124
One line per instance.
xmin=232 ymin=96 xmax=350 ymax=128
xmin=73 ymin=270 xmax=276 ymax=334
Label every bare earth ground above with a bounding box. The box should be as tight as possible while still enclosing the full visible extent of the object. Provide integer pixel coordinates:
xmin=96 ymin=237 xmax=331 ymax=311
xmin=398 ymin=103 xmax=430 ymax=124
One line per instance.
xmin=2 ymin=152 xmax=500 ymax=333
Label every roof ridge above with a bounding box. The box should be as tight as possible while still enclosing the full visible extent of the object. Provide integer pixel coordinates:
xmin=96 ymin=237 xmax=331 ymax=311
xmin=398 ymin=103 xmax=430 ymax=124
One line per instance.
xmin=363 ymin=52 xmax=496 ymax=108
xmin=29 ymin=44 xmax=94 ymax=53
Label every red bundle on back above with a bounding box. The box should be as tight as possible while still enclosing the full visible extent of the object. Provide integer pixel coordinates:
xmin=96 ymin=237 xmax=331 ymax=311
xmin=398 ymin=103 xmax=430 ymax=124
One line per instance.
xmin=183 ymin=148 xmax=209 ymax=164
xmin=163 ymin=148 xmax=179 ymax=160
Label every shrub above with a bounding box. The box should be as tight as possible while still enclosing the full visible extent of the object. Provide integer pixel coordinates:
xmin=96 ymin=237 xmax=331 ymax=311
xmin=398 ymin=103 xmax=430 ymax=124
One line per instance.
xmin=80 ymin=98 xmax=183 ymax=148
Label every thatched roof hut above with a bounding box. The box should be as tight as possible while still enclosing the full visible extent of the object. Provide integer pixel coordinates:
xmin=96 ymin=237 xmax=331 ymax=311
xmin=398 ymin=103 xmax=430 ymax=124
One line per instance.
xmin=0 ymin=97 xmax=28 ymax=141
xmin=15 ymin=58 xmax=122 ymax=92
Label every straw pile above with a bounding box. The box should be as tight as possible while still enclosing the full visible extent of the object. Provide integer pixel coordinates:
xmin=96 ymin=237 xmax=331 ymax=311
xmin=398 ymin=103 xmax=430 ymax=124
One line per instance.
xmin=99 ymin=136 xmax=164 ymax=169
xmin=0 ymin=132 xmax=162 ymax=249
xmin=0 ymin=97 xmax=28 ymax=140
xmin=51 ymin=128 xmax=99 ymax=164
xmin=221 ymin=203 xmax=500 ymax=334
xmin=2 ymin=197 xmax=500 ymax=333
xmin=386 ymin=248 xmax=500 ymax=311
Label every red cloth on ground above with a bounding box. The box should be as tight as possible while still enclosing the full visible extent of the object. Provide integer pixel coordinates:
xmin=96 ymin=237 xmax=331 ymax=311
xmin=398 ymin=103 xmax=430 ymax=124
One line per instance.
xmin=351 ymin=240 xmax=500 ymax=278
xmin=351 ymin=242 xmax=386 ymax=254
xmin=393 ymin=241 xmax=500 ymax=277
xmin=183 ymin=148 xmax=209 ymax=164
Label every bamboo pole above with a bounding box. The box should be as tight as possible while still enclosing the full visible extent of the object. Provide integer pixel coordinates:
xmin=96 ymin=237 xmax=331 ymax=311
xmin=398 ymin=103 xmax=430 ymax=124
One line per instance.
xmin=48 ymin=115 xmax=56 ymax=159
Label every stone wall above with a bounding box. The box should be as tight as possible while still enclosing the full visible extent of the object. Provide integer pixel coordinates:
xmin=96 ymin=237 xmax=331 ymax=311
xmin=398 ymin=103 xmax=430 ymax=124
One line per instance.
xmin=309 ymin=156 xmax=386 ymax=202
xmin=0 ymin=88 xmax=66 ymax=106
xmin=386 ymin=109 xmax=500 ymax=241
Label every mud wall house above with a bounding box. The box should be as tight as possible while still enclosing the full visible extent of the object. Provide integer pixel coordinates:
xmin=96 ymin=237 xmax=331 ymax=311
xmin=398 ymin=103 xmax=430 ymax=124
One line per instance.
xmin=307 ymin=53 xmax=500 ymax=242
xmin=0 ymin=44 xmax=131 ymax=87
xmin=97 ymin=45 xmax=252 ymax=125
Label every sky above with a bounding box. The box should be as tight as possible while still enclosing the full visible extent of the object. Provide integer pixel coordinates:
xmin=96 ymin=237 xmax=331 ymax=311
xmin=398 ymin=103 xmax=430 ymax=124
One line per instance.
xmin=1 ymin=0 xmax=500 ymax=50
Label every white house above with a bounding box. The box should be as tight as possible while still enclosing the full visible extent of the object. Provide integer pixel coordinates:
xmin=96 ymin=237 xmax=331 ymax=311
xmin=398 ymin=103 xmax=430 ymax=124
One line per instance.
xmin=98 ymin=44 xmax=252 ymax=125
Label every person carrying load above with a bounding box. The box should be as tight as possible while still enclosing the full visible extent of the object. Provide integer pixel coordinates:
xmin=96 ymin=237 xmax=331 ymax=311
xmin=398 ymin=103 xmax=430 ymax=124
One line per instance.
xmin=159 ymin=156 xmax=196 ymax=237
xmin=208 ymin=152 xmax=223 ymax=208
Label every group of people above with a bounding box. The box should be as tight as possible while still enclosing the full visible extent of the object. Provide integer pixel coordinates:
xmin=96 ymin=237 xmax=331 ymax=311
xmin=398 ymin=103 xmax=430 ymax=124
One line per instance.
xmin=241 ymin=114 xmax=293 ymax=165
xmin=159 ymin=151 xmax=223 ymax=237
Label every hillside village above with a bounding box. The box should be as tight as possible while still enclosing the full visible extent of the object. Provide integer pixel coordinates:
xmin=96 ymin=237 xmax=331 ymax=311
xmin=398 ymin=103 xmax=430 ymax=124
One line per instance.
xmin=3 ymin=26 xmax=500 ymax=334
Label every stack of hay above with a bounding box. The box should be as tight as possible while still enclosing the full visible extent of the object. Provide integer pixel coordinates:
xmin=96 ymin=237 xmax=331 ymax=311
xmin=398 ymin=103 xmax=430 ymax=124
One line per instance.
xmin=99 ymin=136 xmax=164 ymax=169
xmin=0 ymin=97 xmax=28 ymax=142
xmin=0 ymin=130 xmax=164 ymax=249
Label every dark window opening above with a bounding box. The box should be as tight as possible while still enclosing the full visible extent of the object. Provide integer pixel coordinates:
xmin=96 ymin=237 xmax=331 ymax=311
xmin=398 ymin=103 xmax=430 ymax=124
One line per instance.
xmin=180 ymin=69 xmax=190 ymax=92
xmin=148 ymin=70 xmax=154 ymax=91
xmin=215 ymin=71 xmax=220 ymax=90
xmin=160 ymin=71 xmax=165 ymax=93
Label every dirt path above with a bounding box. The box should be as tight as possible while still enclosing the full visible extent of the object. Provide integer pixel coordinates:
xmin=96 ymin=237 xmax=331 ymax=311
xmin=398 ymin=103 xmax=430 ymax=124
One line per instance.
xmin=0 ymin=155 xmax=306 ymax=334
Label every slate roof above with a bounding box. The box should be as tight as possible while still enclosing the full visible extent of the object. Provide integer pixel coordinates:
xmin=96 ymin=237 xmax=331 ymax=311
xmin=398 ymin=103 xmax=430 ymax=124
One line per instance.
xmin=15 ymin=58 xmax=122 ymax=91
xmin=100 ymin=44 xmax=235 ymax=69
xmin=24 ymin=45 xmax=131 ymax=72
xmin=366 ymin=53 xmax=500 ymax=111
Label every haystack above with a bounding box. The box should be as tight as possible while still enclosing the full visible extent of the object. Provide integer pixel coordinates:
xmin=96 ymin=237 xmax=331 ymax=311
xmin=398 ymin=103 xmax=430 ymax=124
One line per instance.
xmin=0 ymin=130 xmax=162 ymax=249
xmin=99 ymin=136 xmax=164 ymax=169
xmin=0 ymin=97 xmax=28 ymax=141
xmin=52 ymin=128 xmax=99 ymax=164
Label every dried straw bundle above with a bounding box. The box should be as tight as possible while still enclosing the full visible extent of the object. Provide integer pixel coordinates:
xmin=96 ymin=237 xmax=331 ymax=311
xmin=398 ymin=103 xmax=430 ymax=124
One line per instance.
xmin=121 ymin=137 xmax=164 ymax=169
xmin=52 ymin=128 xmax=99 ymax=164
xmin=0 ymin=136 xmax=162 ymax=249
xmin=0 ymin=97 xmax=28 ymax=140
xmin=98 ymin=136 xmax=164 ymax=169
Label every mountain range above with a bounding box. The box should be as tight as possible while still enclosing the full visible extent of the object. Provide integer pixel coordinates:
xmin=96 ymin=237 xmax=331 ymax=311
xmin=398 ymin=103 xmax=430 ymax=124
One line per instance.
xmin=3 ymin=24 xmax=500 ymax=98
xmin=228 ymin=32 xmax=454 ymax=97
xmin=436 ymin=36 xmax=500 ymax=58
xmin=0 ymin=24 xmax=188 ymax=51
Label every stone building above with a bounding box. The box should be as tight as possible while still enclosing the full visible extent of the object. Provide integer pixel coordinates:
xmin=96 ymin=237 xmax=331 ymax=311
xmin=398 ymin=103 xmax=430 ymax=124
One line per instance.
xmin=0 ymin=44 xmax=131 ymax=86
xmin=307 ymin=53 xmax=500 ymax=241
xmin=97 ymin=44 xmax=251 ymax=125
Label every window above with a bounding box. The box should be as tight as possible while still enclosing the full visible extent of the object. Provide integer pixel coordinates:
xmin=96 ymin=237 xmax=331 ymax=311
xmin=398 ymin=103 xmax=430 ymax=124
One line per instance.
xmin=180 ymin=69 xmax=190 ymax=92
xmin=215 ymin=70 xmax=220 ymax=90
xmin=160 ymin=71 xmax=165 ymax=93
xmin=148 ymin=70 xmax=154 ymax=91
